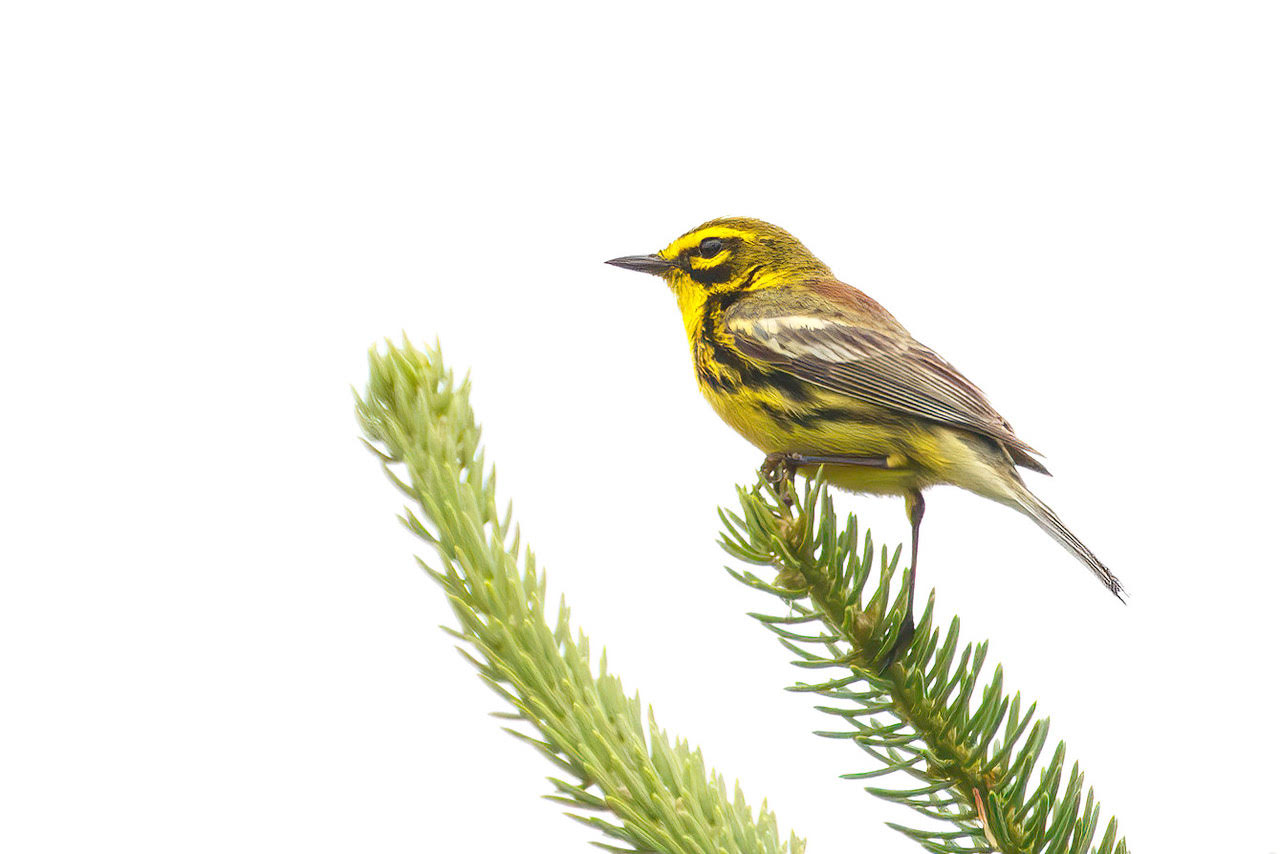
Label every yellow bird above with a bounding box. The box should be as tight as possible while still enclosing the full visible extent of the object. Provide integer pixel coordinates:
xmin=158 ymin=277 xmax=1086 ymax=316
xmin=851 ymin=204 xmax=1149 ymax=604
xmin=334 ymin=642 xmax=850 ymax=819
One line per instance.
xmin=607 ymin=217 xmax=1123 ymax=669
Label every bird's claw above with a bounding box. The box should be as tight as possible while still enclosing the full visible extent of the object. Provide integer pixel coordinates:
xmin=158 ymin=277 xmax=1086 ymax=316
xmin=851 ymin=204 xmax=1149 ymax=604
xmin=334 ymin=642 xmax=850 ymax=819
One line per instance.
xmin=761 ymin=451 xmax=803 ymax=484
xmin=761 ymin=452 xmax=803 ymax=506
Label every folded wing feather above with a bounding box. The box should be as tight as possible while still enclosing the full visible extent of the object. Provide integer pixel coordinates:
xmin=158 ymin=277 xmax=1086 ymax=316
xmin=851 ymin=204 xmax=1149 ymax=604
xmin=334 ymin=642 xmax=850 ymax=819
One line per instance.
xmin=724 ymin=296 xmax=1049 ymax=474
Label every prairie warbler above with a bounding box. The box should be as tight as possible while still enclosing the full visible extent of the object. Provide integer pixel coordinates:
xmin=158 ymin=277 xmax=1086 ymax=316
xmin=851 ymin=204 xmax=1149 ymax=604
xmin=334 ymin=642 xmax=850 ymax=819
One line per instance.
xmin=607 ymin=217 xmax=1123 ymax=670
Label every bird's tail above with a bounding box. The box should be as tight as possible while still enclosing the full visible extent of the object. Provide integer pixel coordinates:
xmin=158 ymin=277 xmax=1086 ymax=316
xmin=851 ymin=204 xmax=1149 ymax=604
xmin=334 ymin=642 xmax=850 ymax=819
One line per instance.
xmin=1006 ymin=483 xmax=1125 ymax=601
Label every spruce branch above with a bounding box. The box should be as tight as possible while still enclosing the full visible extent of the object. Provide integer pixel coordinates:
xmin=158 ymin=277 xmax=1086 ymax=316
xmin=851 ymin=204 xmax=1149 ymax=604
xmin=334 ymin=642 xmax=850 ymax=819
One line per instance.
xmin=357 ymin=339 xmax=804 ymax=854
xmin=720 ymin=477 xmax=1129 ymax=854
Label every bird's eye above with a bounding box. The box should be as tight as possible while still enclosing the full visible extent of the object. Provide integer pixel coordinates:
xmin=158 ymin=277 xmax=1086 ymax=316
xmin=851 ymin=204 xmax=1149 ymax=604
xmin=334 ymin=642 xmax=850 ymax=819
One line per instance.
xmin=698 ymin=237 xmax=724 ymax=258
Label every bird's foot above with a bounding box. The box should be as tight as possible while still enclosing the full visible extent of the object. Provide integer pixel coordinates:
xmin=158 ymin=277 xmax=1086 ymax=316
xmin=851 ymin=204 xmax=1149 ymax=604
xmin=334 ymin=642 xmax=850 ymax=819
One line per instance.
xmin=761 ymin=452 xmax=803 ymax=507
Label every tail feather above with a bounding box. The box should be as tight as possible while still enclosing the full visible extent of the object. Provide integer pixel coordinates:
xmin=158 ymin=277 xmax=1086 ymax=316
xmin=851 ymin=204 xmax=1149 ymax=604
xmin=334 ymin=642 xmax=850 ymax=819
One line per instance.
xmin=1011 ymin=486 xmax=1125 ymax=600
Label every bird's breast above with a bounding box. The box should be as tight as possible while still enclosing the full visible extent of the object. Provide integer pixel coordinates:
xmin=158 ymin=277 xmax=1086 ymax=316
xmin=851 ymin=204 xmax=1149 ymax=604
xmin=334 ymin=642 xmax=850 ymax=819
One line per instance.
xmin=692 ymin=334 xmax=902 ymax=451
xmin=686 ymin=314 xmax=949 ymax=497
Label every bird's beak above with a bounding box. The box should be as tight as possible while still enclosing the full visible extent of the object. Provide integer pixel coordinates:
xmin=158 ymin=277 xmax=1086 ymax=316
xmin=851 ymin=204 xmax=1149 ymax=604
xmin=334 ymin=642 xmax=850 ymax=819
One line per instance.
xmin=604 ymin=254 xmax=674 ymax=276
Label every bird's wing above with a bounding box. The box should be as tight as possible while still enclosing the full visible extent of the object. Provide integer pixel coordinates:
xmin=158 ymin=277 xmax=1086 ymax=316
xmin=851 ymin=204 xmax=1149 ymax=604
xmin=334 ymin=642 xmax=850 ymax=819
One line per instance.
xmin=723 ymin=283 xmax=1048 ymax=471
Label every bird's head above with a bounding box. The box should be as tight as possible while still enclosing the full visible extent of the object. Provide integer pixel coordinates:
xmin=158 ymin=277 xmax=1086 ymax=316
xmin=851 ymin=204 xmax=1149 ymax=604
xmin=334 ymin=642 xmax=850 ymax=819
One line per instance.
xmin=606 ymin=217 xmax=831 ymax=299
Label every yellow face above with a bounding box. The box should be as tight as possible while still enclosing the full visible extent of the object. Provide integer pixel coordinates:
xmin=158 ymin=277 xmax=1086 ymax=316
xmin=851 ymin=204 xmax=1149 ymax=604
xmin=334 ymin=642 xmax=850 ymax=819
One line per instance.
xmin=657 ymin=222 xmax=768 ymax=290
xmin=654 ymin=217 xmax=831 ymax=295
xmin=607 ymin=217 xmax=832 ymax=296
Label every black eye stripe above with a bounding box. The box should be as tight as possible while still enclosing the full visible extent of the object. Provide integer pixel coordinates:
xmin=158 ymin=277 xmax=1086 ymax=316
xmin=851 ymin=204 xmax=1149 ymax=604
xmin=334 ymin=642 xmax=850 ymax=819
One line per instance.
xmin=688 ymin=263 xmax=734 ymax=285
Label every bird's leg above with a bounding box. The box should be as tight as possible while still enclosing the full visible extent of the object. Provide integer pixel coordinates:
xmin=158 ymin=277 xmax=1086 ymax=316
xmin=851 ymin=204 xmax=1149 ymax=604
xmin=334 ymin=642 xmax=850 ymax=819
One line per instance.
xmin=760 ymin=452 xmax=890 ymax=506
xmin=877 ymin=488 xmax=925 ymax=674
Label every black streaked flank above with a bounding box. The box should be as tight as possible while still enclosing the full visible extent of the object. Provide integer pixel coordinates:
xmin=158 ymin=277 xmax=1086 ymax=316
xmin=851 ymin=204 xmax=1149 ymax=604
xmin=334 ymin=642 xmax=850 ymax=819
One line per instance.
xmin=789 ymin=405 xmax=913 ymax=430
xmin=756 ymin=400 xmax=794 ymax=428
xmin=695 ymin=361 xmax=738 ymax=394
xmin=699 ymin=291 xmax=814 ymax=404
xmin=790 ymin=405 xmax=861 ymax=428
xmin=737 ymin=361 xmax=813 ymax=401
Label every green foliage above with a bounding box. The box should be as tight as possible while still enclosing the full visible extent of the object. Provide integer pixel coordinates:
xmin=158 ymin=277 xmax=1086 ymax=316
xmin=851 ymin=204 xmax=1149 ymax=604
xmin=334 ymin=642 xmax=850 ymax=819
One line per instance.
xmin=357 ymin=340 xmax=805 ymax=854
xmin=720 ymin=477 xmax=1129 ymax=854
xmin=356 ymin=338 xmax=1130 ymax=854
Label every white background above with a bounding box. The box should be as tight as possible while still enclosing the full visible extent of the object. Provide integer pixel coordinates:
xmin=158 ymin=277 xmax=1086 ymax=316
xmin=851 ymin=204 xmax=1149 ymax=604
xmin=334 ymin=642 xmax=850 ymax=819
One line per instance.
xmin=3 ymin=2 xmax=1278 ymax=852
